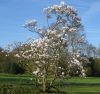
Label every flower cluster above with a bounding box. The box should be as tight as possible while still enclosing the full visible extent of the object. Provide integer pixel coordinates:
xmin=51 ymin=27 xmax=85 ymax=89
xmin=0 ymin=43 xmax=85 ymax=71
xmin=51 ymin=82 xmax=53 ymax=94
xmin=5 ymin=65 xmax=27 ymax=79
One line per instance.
xmin=44 ymin=1 xmax=81 ymax=28
xmin=24 ymin=19 xmax=37 ymax=31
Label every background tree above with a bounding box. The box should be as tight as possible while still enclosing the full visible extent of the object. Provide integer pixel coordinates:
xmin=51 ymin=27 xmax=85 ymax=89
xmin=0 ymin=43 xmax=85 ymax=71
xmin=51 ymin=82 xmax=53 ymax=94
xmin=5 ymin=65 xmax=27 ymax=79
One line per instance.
xmin=12 ymin=41 xmax=36 ymax=74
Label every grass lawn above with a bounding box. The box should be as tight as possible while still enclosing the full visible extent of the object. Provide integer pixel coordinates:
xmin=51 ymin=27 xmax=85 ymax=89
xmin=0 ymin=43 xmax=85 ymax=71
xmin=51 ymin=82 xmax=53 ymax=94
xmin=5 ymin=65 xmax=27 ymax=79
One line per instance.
xmin=0 ymin=73 xmax=100 ymax=94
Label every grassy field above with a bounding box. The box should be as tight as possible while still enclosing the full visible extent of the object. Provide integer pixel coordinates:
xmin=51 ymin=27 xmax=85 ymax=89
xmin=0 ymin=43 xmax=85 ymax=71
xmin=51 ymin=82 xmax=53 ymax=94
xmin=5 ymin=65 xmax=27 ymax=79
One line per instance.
xmin=0 ymin=73 xmax=100 ymax=94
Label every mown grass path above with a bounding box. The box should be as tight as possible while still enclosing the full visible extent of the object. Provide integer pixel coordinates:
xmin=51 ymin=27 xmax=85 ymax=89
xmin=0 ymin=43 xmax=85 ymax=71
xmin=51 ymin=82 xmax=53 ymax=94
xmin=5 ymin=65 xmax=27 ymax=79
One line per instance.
xmin=0 ymin=73 xmax=100 ymax=94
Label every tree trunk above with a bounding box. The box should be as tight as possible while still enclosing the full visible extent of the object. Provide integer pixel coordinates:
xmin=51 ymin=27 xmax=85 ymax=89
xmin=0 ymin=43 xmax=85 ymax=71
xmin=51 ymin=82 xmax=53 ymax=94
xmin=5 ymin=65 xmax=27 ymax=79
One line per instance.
xmin=43 ymin=68 xmax=46 ymax=92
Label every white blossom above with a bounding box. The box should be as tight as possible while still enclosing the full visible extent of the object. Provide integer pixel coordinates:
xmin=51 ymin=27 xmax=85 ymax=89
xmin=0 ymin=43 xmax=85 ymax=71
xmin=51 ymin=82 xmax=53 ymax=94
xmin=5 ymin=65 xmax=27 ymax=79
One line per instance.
xmin=15 ymin=54 xmax=20 ymax=58
xmin=24 ymin=19 xmax=37 ymax=28
xmin=35 ymin=61 xmax=40 ymax=64
xmin=73 ymin=58 xmax=81 ymax=66
xmin=33 ymin=68 xmax=40 ymax=75
xmin=62 ymin=26 xmax=69 ymax=32
xmin=5 ymin=54 xmax=9 ymax=57
xmin=60 ymin=1 xmax=66 ymax=6
xmin=62 ymin=72 xmax=64 ymax=75
xmin=69 ymin=28 xmax=76 ymax=32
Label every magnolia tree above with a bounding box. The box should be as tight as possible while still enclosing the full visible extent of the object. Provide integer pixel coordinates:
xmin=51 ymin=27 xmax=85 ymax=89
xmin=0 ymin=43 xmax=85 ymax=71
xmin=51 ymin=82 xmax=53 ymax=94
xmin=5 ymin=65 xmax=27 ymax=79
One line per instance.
xmin=16 ymin=2 xmax=88 ymax=92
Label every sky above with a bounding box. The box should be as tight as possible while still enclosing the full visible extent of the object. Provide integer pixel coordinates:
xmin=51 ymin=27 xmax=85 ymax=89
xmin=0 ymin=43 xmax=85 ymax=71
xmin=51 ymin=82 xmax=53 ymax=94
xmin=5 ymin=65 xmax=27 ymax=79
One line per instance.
xmin=0 ymin=0 xmax=100 ymax=48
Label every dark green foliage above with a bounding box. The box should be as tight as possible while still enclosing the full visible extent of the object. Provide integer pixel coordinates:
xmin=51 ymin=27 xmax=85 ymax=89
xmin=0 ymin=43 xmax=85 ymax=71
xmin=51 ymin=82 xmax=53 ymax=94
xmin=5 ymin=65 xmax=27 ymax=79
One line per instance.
xmin=85 ymin=66 xmax=92 ymax=76
xmin=86 ymin=58 xmax=100 ymax=77
xmin=92 ymin=58 xmax=100 ymax=76
xmin=0 ymin=48 xmax=25 ymax=74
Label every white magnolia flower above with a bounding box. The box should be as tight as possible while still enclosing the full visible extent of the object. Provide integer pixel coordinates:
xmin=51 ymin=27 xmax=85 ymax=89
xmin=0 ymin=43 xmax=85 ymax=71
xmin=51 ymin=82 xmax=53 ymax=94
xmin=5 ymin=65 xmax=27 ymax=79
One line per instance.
xmin=35 ymin=61 xmax=40 ymax=64
xmin=60 ymin=1 xmax=65 ymax=6
xmin=62 ymin=26 xmax=69 ymax=32
xmin=15 ymin=54 xmax=20 ymax=58
xmin=1 ymin=50 xmax=4 ymax=53
xmin=5 ymin=54 xmax=9 ymax=57
xmin=69 ymin=28 xmax=76 ymax=32
xmin=33 ymin=68 xmax=40 ymax=75
xmin=73 ymin=58 xmax=80 ymax=66
xmin=62 ymin=72 xmax=64 ymax=75
xmin=81 ymin=72 xmax=86 ymax=77
xmin=29 ymin=54 xmax=32 ymax=57
xmin=24 ymin=19 xmax=37 ymax=28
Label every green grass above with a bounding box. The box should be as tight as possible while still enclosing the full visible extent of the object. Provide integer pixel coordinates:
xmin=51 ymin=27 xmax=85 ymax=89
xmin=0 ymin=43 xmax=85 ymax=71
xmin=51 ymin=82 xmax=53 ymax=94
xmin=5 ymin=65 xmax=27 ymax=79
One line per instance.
xmin=0 ymin=73 xmax=100 ymax=93
xmin=66 ymin=77 xmax=100 ymax=84
xmin=57 ymin=77 xmax=100 ymax=93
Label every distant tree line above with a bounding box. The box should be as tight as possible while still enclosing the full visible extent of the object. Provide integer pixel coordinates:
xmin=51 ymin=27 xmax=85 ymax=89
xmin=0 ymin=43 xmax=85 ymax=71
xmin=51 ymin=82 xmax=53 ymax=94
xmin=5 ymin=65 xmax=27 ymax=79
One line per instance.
xmin=0 ymin=42 xmax=100 ymax=76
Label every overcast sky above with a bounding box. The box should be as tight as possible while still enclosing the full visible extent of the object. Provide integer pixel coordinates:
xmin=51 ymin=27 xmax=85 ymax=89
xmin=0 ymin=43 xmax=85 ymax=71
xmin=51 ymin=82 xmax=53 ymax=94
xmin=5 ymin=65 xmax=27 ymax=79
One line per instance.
xmin=0 ymin=0 xmax=100 ymax=47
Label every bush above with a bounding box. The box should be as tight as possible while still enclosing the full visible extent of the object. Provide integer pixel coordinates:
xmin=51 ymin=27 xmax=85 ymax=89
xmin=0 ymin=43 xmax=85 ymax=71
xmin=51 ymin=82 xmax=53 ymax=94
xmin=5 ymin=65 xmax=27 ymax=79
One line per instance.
xmin=88 ymin=58 xmax=100 ymax=77
xmin=84 ymin=67 xmax=92 ymax=76
xmin=93 ymin=58 xmax=100 ymax=76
